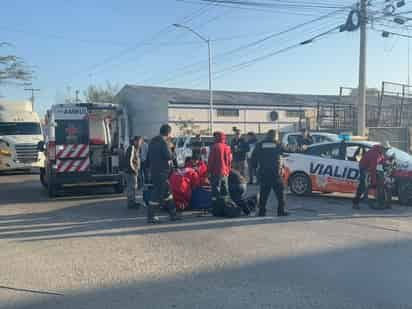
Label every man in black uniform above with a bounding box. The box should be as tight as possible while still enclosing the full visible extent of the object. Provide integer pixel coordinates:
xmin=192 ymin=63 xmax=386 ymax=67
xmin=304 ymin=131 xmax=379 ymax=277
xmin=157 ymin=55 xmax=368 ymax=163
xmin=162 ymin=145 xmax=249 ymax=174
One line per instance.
xmin=147 ymin=124 xmax=178 ymax=224
xmin=251 ymin=129 xmax=292 ymax=217
xmin=230 ymin=129 xmax=249 ymax=177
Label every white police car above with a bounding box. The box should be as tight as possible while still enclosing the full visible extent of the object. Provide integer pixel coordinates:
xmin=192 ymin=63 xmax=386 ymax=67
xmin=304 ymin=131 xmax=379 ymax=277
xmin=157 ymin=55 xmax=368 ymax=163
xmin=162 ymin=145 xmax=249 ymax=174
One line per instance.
xmin=282 ymin=132 xmax=340 ymax=146
xmin=282 ymin=140 xmax=412 ymax=205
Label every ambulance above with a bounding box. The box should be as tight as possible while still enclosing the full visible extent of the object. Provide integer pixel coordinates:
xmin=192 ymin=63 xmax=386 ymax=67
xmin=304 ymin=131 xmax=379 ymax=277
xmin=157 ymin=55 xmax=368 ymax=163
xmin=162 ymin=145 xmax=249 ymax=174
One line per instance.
xmin=282 ymin=140 xmax=412 ymax=205
xmin=41 ymin=103 xmax=127 ymax=197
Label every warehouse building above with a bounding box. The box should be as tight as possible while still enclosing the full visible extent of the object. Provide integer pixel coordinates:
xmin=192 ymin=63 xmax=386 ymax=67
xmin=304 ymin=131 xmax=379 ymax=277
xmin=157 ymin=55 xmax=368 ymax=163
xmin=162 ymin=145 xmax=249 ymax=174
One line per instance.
xmin=116 ymin=85 xmax=343 ymax=138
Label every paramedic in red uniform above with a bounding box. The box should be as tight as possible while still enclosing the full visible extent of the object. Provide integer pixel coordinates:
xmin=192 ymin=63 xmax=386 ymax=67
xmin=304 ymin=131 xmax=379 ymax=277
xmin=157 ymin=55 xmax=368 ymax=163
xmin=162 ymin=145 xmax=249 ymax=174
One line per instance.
xmin=189 ymin=153 xmax=209 ymax=186
xmin=169 ymin=158 xmax=200 ymax=211
xmin=353 ymin=144 xmax=385 ymax=209
xmin=208 ymin=132 xmax=232 ymax=200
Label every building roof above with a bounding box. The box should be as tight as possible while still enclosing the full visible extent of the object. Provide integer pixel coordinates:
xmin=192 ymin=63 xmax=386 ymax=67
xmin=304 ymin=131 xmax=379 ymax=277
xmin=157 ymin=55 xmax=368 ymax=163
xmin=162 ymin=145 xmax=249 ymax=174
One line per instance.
xmin=118 ymin=85 xmax=343 ymax=107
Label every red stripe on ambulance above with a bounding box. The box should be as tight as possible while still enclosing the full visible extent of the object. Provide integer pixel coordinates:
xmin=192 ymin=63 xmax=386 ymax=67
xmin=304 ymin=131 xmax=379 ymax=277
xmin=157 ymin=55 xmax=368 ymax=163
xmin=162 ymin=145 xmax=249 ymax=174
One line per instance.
xmin=56 ymin=144 xmax=89 ymax=159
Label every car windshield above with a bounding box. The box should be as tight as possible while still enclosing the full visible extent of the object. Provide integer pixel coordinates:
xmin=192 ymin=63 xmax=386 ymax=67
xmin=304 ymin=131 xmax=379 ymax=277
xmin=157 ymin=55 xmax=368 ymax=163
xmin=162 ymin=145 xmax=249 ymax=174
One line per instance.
xmin=189 ymin=137 xmax=214 ymax=147
xmin=386 ymin=147 xmax=412 ymax=162
xmin=0 ymin=122 xmax=41 ymax=135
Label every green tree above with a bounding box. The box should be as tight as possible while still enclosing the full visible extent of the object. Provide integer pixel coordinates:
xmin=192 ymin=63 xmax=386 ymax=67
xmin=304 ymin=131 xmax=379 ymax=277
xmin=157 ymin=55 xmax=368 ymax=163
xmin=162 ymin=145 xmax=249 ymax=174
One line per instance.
xmin=177 ymin=119 xmax=209 ymax=136
xmin=0 ymin=43 xmax=32 ymax=85
xmin=83 ymin=82 xmax=119 ymax=103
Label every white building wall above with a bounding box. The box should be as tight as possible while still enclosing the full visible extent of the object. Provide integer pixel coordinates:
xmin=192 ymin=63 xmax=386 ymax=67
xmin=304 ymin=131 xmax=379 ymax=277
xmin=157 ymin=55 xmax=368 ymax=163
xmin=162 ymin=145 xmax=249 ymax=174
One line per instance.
xmin=169 ymin=105 xmax=314 ymax=135
xmin=117 ymin=88 xmax=169 ymax=138
xmin=117 ymin=84 xmax=318 ymax=138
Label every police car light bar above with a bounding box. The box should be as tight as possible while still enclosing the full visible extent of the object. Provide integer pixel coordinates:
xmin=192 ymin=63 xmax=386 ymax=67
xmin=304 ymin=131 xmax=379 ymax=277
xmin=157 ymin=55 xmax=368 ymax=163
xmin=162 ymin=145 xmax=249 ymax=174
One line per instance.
xmin=338 ymin=134 xmax=351 ymax=141
xmin=338 ymin=134 xmax=368 ymax=141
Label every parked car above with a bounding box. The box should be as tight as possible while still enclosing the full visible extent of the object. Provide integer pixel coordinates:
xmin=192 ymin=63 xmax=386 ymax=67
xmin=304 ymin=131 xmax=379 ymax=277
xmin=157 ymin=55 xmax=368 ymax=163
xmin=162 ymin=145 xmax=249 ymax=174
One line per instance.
xmin=174 ymin=135 xmax=214 ymax=167
xmin=282 ymin=140 xmax=412 ymax=205
xmin=282 ymin=132 xmax=340 ymax=146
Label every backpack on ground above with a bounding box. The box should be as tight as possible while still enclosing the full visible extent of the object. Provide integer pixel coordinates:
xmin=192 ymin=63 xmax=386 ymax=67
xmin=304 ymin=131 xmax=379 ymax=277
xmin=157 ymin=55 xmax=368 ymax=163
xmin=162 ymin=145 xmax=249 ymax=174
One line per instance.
xmin=212 ymin=197 xmax=241 ymax=218
xmin=223 ymin=200 xmax=241 ymax=218
xmin=211 ymin=197 xmax=226 ymax=217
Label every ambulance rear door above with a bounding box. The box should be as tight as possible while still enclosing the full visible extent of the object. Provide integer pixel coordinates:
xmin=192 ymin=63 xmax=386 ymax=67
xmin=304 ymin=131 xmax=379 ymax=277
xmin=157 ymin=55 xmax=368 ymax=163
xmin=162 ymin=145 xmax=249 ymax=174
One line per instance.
xmin=54 ymin=106 xmax=90 ymax=174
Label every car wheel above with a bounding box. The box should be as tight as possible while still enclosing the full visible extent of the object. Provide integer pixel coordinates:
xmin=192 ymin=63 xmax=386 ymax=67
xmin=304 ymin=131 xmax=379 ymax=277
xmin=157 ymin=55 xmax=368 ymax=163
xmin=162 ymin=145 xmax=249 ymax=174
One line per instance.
xmin=289 ymin=173 xmax=312 ymax=196
xmin=48 ymin=183 xmax=58 ymax=198
xmin=40 ymin=168 xmax=47 ymax=188
xmin=114 ymin=182 xmax=124 ymax=194
xmin=398 ymin=181 xmax=412 ymax=206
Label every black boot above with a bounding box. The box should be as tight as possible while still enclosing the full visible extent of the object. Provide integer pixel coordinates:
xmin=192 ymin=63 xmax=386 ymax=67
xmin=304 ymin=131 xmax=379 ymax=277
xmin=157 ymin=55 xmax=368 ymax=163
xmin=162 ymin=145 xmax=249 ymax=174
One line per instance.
xmin=258 ymin=207 xmax=266 ymax=217
xmin=277 ymin=205 xmax=289 ymax=217
xmin=277 ymin=210 xmax=289 ymax=217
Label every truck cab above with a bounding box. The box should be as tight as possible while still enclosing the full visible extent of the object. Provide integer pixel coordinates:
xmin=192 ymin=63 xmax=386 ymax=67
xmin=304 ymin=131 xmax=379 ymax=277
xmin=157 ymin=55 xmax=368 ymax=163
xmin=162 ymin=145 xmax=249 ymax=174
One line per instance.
xmin=41 ymin=103 xmax=127 ymax=197
xmin=0 ymin=100 xmax=45 ymax=172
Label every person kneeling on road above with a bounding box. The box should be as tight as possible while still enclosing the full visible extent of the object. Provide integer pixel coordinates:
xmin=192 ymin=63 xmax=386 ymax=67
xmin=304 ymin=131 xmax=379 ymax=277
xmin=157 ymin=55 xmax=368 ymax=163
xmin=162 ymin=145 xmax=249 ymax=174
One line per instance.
xmin=251 ymin=129 xmax=298 ymax=217
xmin=169 ymin=157 xmax=200 ymax=211
xmin=125 ymin=136 xmax=144 ymax=209
xmin=147 ymin=124 xmax=179 ymax=224
xmin=228 ymin=167 xmax=255 ymax=216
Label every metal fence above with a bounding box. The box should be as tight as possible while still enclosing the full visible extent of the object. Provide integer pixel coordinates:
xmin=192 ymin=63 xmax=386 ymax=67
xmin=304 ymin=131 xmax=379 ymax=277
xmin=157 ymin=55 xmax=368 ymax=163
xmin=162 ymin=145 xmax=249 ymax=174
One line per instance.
xmin=368 ymin=127 xmax=410 ymax=152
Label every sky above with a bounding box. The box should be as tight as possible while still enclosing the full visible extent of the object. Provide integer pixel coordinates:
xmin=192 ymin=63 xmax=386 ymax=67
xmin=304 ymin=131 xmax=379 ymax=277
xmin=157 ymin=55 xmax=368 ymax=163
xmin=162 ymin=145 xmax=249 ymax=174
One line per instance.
xmin=0 ymin=0 xmax=411 ymax=116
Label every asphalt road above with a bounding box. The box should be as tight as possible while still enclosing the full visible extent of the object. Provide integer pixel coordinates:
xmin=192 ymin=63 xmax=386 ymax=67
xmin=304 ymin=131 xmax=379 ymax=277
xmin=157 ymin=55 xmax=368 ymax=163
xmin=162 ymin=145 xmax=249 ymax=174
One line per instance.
xmin=1 ymin=173 xmax=412 ymax=309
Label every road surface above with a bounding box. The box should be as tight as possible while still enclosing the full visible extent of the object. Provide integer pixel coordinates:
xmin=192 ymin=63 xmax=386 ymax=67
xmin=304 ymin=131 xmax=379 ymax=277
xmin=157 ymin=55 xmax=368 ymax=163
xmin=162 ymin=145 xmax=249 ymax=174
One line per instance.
xmin=1 ymin=173 xmax=412 ymax=309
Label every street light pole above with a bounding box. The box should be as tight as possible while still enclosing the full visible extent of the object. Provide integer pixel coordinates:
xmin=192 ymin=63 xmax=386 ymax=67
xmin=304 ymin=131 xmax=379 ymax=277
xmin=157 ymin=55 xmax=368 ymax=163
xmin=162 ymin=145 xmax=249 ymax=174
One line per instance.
xmin=357 ymin=0 xmax=367 ymax=136
xmin=207 ymin=39 xmax=214 ymax=133
xmin=173 ymin=24 xmax=214 ymax=133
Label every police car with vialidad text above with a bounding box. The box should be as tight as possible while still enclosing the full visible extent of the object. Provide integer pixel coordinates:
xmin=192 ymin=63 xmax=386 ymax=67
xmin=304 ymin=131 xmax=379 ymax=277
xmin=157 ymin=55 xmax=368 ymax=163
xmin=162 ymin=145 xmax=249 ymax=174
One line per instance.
xmin=282 ymin=137 xmax=412 ymax=205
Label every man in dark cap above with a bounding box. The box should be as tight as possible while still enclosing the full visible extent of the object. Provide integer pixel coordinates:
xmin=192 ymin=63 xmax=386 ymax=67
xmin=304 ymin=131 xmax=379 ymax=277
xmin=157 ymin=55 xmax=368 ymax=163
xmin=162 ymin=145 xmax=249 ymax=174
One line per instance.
xmin=251 ymin=129 xmax=297 ymax=217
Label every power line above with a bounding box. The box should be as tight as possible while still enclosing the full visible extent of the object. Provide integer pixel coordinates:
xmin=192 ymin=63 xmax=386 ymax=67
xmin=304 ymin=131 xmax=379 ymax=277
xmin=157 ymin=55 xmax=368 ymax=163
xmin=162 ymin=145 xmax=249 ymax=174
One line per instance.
xmin=88 ymin=4 xmax=233 ymax=78
xmin=178 ymin=0 xmax=349 ymax=16
xmin=173 ymin=11 xmax=345 ymax=86
xmin=0 ymin=25 xmax=263 ymax=47
xmin=160 ymin=16 xmax=344 ymax=85
xmin=0 ymin=26 xmax=131 ymax=47
xmin=210 ymin=25 xmax=342 ymax=80
xmin=81 ymin=4 xmax=215 ymax=74
xmin=182 ymin=24 xmax=341 ymax=88
xmin=145 ymin=7 xmax=348 ymax=85
xmin=373 ymin=28 xmax=412 ymax=38
xmin=198 ymin=0 xmax=349 ymax=9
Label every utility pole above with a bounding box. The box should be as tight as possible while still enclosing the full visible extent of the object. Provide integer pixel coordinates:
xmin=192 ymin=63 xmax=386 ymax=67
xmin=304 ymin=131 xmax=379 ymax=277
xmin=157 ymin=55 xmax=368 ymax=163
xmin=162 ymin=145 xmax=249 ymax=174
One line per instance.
xmin=357 ymin=0 xmax=368 ymax=136
xmin=24 ymin=87 xmax=40 ymax=109
xmin=207 ymin=39 xmax=214 ymax=133
xmin=408 ymin=29 xmax=410 ymax=88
